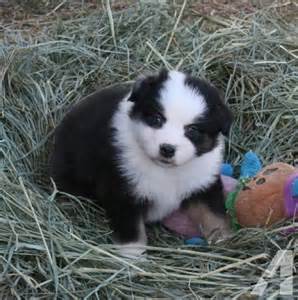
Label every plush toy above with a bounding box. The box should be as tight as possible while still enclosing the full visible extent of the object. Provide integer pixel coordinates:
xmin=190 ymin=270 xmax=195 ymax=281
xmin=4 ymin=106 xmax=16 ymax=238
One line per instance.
xmin=227 ymin=162 xmax=298 ymax=228
xmin=162 ymin=152 xmax=298 ymax=245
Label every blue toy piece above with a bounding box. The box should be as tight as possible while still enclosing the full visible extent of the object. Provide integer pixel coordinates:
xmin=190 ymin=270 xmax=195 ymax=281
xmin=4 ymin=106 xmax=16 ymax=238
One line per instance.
xmin=221 ymin=163 xmax=234 ymax=177
xmin=240 ymin=151 xmax=262 ymax=179
xmin=185 ymin=237 xmax=208 ymax=246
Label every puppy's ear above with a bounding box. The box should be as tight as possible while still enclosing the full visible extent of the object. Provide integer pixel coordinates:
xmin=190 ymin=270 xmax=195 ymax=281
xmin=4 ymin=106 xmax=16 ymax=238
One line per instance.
xmin=210 ymin=87 xmax=233 ymax=136
xmin=127 ymin=75 xmax=147 ymax=102
xmin=218 ymin=101 xmax=233 ymax=136
xmin=128 ymin=69 xmax=168 ymax=102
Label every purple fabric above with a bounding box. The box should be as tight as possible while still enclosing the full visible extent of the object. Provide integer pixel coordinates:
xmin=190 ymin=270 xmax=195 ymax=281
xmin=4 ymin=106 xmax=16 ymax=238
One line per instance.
xmin=284 ymin=172 xmax=298 ymax=217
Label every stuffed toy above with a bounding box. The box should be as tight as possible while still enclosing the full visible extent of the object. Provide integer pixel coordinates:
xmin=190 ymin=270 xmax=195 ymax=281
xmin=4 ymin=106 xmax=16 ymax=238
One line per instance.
xmin=227 ymin=162 xmax=298 ymax=229
xmin=162 ymin=152 xmax=298 ymax=245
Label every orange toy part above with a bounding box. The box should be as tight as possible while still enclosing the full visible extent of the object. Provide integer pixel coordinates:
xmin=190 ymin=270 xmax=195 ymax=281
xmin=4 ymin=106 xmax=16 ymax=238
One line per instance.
xmin=235 ymin=163 xmax=296 ymax=227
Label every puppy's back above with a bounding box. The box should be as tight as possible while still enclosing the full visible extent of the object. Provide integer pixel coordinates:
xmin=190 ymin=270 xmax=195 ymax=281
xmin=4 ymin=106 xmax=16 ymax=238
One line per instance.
xmin=50 ymin=83 xmax=131 ymax=198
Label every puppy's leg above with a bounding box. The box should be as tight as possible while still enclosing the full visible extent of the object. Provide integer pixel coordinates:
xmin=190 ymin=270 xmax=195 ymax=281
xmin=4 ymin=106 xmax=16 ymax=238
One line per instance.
xmin=186 ymin=202 xmax=232 ymax=243
xmin=107 ymin=200 xmax=147 ymax=259
xmin=183 ymin=177 xmax=232 ymax=243
xmin=116 ymin=220 xmax=147 ymax=259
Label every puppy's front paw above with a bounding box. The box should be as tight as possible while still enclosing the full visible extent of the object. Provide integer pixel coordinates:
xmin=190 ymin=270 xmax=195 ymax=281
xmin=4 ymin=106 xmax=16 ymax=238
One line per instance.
xmin=116 ymin=242 xmax=147 ymax=260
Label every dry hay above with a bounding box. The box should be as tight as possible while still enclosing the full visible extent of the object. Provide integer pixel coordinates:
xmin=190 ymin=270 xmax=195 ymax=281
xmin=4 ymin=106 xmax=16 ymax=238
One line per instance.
xmin=1 ymin=1 xmax=298 ymax=298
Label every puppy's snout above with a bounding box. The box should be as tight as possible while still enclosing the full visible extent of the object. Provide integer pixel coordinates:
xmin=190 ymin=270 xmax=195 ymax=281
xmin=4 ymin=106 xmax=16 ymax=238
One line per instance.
xmin=159 ymin=143 xmax=176 ymax=158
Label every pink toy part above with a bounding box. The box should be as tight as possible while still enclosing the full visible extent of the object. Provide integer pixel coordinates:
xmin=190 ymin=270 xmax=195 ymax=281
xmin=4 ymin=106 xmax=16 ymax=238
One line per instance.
xmin=162 ymin=210 xmax=202 ymax=238
xmin=281 ymin=172 xmax=298 ymax=236
xmin=162 ymin=175 xmax=238 ymax=238
xmin=221 ymin=175 xmax=239 ymax=194
xmin=284 ymin=172 xmax=298 ymax=218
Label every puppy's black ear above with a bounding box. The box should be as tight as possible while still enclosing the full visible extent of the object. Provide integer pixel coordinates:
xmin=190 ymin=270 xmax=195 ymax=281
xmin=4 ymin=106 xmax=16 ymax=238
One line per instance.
xmin=210 ymin=87 xmax=233 ymax=136
xmin=127 ymin=75 xmax=147 ymax=102
xmin=128 ymin=69 xmax=168 ymax=102
xmin=218 ymin=102 xmax=233 ymax=136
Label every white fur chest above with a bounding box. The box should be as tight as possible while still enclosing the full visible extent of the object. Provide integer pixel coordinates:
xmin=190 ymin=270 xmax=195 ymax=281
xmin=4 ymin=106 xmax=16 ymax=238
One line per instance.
xmin=112 ymin=100 xmax=224 ymax=222
xmin=123 ymin=146 xmax=223 ymax=222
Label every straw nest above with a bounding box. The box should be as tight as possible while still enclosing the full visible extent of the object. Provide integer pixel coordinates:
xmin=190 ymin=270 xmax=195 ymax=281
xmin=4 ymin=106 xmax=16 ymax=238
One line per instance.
xmin=1 ymin=1 xmax=297 ymax=298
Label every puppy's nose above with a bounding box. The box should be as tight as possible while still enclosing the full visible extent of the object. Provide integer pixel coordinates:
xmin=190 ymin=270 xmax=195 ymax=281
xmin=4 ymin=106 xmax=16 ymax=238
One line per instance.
xmin=160 ymin=144 xmax=176 ymax=158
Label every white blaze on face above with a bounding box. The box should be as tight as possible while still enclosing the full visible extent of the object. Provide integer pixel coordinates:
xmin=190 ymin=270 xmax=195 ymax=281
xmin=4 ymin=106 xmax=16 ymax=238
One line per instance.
xmin=137 ymin=71 xmax=207 ymax=166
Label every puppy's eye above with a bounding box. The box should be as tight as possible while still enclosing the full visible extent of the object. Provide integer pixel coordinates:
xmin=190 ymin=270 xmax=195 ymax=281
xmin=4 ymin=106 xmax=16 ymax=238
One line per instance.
xmin=185 ymin=125 xmax=203 ymax=139
xmin=144 ymin=112 xmax=164 ymax=128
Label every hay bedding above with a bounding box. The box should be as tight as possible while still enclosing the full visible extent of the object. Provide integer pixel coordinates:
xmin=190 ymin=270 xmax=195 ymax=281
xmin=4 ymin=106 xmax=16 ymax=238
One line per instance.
xmin=1 ymin=1 xmax=298 ymax=298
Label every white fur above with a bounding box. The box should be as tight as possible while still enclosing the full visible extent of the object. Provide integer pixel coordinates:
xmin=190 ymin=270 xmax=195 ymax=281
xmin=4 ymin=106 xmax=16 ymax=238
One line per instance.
xmin=161 ymin=71 xmax=207 ymax=122
xmin=112 ymin=71 xmax=224 ymax=222
xmin=117 ymin=242 xmax=146 ymax=259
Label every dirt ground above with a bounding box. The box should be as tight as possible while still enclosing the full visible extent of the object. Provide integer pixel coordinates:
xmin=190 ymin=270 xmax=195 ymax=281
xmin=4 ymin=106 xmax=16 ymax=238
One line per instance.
xmin=191 ymin=0 xmax=296 ymax=17
xmin=1 ymin=0 xmax=296 ymax=31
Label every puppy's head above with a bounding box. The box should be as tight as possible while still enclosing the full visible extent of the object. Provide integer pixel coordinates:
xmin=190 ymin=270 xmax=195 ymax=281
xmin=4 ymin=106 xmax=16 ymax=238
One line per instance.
xmin=128 ymin=69 xmax=233 ymax=167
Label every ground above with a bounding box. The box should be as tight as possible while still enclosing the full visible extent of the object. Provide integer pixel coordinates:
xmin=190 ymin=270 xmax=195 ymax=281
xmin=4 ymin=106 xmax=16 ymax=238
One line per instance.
xmin=1 ymin=0 xmax=296 ymax=29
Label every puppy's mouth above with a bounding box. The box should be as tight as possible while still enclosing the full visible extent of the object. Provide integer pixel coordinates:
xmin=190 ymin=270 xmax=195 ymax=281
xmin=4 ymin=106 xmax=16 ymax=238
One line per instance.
xmin=154 ymin=158 xmax=176 ymax=168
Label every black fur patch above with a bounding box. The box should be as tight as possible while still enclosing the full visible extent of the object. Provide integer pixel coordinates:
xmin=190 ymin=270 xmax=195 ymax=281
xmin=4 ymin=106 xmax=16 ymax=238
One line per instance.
xmin=184 ymin=123 xmax=220 ymax=156
xmin=182 ymin=176 xmax=226 ymax=216
xmin=50 ymin=83 xmax=146 ymax=243
xmin=183 ymin=75 xmax=233 ymax=156
xmin=185 ymin=76 xmax=233 ymax=136
xmin=129 ymin=69 xmax=168 ymax=128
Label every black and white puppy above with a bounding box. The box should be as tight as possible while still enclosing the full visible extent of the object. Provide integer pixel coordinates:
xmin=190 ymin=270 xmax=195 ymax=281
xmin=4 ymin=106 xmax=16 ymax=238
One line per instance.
xmin=50 ymin=69 xmax=233 ymax=257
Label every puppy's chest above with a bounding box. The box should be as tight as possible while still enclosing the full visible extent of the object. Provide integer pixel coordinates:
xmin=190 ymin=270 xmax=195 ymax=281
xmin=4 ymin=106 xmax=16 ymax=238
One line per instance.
xmin=130 ymin=167 xmax=199 ymax=222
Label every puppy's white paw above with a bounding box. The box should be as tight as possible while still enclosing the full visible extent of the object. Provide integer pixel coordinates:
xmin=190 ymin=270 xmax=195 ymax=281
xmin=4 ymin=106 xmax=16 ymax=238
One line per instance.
xmin=117 ymin=242 xmax=147 ymax=260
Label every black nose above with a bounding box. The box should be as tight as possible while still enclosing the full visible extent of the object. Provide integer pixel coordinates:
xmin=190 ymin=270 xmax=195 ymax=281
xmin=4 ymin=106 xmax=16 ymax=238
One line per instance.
xmin=160 ymin=144 xmax=176 ymax=158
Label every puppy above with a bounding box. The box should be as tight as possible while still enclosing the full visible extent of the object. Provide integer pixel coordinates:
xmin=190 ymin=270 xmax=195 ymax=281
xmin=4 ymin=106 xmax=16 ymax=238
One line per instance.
xmin=50 ymin=69 xmax=233 ymax=257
